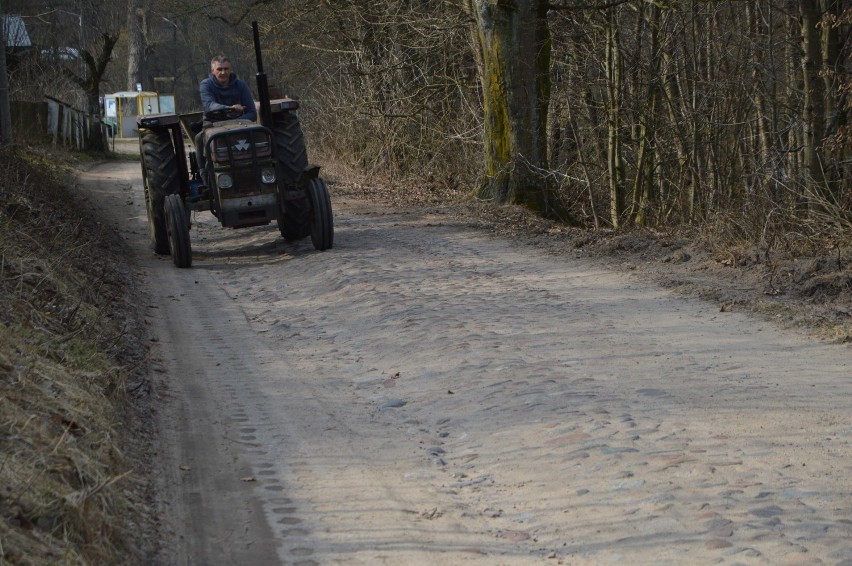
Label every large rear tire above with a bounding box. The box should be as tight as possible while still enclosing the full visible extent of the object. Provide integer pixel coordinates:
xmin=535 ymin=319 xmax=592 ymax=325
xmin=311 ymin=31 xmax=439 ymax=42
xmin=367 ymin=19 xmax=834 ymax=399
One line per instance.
xmin=139 ymin=129 xmax=181 ymax=254
xmin=272 ymin=111 xmax=310 ymax=241
xmin=308 ymin=178 xmax=334 ymax=251
xmin=164 ymin=194 xmax=192 ymax=268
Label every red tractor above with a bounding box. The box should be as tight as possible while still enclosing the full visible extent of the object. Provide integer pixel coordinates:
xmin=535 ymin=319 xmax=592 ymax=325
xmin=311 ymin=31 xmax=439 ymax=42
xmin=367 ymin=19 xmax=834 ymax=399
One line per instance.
xmin=136 ymin=23 xmax=333 ymax=268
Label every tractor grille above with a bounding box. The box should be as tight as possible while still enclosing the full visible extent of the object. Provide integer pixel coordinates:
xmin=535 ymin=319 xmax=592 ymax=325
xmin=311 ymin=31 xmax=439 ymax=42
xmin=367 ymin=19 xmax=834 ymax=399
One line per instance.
xmin=212 ymin=130 xmax=272 ymax=163
xmin=232 ymin=167 xmax=264 ymax=194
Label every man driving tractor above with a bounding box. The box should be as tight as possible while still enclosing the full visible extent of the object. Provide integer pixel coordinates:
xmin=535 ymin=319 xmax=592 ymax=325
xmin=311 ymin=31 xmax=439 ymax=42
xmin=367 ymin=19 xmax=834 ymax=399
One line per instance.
xmin=196 ymin=55 xmax=257 ymax=168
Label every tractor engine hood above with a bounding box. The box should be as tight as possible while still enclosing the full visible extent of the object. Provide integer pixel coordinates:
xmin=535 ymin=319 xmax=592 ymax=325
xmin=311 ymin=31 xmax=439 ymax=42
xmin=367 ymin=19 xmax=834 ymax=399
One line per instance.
xmin=204 ymin=121 xmax=273 ymax=163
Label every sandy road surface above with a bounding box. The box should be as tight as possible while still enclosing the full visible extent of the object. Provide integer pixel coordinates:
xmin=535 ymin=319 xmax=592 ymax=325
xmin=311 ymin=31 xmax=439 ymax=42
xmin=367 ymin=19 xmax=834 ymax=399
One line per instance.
xmin=78 ymin=160 xmax=852 ymax=565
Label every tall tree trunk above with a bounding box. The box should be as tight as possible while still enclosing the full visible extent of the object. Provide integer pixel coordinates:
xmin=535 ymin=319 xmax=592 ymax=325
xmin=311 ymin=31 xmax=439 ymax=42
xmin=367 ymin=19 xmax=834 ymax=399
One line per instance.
xmin=630 ymin=2 xmax=661 ymax=227
xmin=127 ymin=0 xmax=145 ymax=91
xmin=704 ymin=9 xmax=721 ymax=211
xmin=749 ymin=1 xmax=774 ymax=192
xmin=786 ymin=10 xmax=803 ymax=187
xmin=822 ymin=0 xmax=842 ymax=137
xmin=466 ymin=0 xmax=566 ymax=219
xmin=820 ymin=0 xmax=843 ymax=199
xmin=800 ymin=0 xmax=828 ymax=208
xmin=605 ymin=6 xmax=626 ymax=227
xmin=661 ymin=45 xmax=691 ymax=223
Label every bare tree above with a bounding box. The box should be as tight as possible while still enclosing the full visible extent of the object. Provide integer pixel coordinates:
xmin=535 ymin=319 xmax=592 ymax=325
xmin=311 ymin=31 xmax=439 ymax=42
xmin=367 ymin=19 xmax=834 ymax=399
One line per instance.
xmin=127 ymin=0 xmax=145 ymax=91
xmin=65 ymin=31 xmax=119 ymax=150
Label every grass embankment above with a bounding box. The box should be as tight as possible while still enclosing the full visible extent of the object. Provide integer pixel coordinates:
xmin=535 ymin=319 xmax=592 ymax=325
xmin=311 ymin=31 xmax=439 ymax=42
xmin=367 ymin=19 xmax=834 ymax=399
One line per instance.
xmin=0 ymin=147 xmax=146 ymax=564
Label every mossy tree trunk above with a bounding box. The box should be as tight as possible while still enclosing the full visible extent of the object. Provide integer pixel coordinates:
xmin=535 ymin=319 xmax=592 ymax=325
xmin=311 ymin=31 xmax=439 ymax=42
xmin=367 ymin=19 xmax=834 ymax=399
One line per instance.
xmin=467 ymin=0 xmax=564 ymax=219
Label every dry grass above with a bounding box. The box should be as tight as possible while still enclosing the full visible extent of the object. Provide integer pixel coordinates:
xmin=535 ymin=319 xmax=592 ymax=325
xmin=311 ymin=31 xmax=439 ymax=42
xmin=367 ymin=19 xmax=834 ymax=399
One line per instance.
xmin=0 ymin=146 xmax=145 ymax=565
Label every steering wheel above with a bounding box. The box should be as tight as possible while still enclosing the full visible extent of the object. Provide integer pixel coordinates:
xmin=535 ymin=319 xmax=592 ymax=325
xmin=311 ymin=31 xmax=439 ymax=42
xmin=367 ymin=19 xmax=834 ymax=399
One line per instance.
xmin=204 ymin=107 xmax=244 ymax=122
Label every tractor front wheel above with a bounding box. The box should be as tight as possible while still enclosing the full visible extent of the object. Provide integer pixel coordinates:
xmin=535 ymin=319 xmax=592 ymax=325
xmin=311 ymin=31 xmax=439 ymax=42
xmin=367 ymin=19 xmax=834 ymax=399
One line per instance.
xmin=139 ymin=129 xmax=181 ymax=254
xmin=272 ymin=111 xmax=310 ymax=241
xmin=165 ymin=194 xmax=192 ymax=268
xmin=308 ymin=178 xmax=334 ymax=251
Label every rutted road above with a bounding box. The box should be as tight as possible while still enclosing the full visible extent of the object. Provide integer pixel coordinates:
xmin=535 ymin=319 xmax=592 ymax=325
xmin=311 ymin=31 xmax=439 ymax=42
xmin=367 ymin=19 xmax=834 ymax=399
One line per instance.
xmin=80 ymin=161 xmax=852 ymax=565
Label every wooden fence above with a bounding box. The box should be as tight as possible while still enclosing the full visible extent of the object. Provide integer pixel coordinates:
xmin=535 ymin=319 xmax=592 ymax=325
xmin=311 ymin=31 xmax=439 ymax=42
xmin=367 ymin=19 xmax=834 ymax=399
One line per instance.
xmin=10 ymin=97 xmax=103 ymax=150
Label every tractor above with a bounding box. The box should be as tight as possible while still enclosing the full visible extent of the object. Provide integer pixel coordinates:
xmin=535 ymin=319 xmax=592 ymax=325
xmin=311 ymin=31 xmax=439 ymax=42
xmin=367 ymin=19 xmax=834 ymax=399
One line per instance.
xmin=136 ymin=22 xmax=333 ymax=268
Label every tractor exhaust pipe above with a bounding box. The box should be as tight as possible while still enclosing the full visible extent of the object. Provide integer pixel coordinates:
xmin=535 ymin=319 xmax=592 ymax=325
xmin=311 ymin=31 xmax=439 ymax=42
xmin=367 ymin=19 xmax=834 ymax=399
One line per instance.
xmin=252 ymin=21 xmax=272 ymax=128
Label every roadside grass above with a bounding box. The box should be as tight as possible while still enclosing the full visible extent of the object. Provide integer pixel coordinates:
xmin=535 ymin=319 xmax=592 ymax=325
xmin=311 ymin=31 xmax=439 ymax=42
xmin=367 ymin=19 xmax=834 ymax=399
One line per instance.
xmin=0 ymin=146 xmax=144 ymax=565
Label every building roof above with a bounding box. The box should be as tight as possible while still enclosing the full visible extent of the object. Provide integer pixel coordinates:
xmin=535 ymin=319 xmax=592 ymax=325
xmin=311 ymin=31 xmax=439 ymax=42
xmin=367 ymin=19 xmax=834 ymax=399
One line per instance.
xmin=106 ymin=91 xmax=160 ymax=98
xmin=2 ymin=15 xmax=32 ymax=48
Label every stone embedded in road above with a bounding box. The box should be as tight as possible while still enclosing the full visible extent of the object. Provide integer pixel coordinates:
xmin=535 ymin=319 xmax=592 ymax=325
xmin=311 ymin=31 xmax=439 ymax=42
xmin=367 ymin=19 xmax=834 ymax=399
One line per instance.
xmin=611 ymin=479 xmax=646 ymax=491
xmin=500 ymin=530 xmax=531 ymax=542
xmin=705 ymin=539 xmax=733 ymax=549
xmin=451 ymin=475 xmax=492 ymax=488
xmin=378 ymin=399 xmax=407 ymax=411
xmin=600 ymin=446 xmax=640 ymax=455
xmin=750 ymin=505 xmax=784 ymax=518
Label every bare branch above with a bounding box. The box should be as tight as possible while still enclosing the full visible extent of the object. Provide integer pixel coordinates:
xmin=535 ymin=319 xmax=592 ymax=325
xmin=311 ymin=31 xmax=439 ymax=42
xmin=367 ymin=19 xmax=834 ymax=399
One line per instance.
xmin=547 ymin=0 xmax=635 ymax=11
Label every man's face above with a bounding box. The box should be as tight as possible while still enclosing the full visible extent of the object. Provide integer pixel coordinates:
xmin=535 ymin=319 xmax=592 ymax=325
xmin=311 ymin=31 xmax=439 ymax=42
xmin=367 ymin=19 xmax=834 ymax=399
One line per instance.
xmin=212 ymin=61 xmax=232 ymax=86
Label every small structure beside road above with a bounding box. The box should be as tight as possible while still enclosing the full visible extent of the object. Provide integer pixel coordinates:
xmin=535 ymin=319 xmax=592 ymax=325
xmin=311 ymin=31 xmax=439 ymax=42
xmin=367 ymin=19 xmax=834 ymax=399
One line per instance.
xmin=103 ymin=91 xmax=176 ymax=139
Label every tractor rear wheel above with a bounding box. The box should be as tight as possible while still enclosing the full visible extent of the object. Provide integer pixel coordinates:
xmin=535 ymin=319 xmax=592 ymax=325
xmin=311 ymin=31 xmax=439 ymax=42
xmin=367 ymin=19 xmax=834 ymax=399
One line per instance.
xmin=164 ymin=194 xmax=192 ymax=268
xmin=272 ymin=111 xmax=310 ymax=241
xmin=309 ymin=178 xmax=334 ymax=251
xmin=139 ymin=129 xmax=181 ymax=254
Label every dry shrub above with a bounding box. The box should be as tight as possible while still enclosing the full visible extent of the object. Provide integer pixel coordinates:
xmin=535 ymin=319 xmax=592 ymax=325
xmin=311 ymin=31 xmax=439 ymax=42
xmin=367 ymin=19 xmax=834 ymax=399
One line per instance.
xmin=693 ymin=180 xmax=852 ymax=332
xmin=304 ymin=88 xmax=482 ymax=196
xmin=698 ymin=178 xmax=852 ymax=264
xmin=0 ymin=146 xmax=143 ymax=565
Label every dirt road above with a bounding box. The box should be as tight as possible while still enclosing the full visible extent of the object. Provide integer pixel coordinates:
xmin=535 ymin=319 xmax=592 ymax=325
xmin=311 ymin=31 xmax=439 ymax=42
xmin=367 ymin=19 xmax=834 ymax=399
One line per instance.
xmin=79 ymin=161 xmax=852 ymax=565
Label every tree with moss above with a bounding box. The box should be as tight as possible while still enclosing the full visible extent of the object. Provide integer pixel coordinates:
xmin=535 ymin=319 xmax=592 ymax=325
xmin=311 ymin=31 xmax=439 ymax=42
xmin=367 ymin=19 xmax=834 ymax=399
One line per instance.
xmin=465 ymin=0 xmax=564 ymax=219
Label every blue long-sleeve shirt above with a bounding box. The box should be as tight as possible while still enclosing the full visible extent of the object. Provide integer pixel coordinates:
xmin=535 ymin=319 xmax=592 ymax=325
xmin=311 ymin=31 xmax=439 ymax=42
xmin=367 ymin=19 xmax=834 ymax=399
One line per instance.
xmin=199 ymin=73 xmax=257 ymax=121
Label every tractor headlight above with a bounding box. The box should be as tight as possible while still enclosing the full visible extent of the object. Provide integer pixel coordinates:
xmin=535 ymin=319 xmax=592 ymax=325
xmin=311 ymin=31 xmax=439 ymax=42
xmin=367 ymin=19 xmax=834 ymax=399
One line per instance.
xmin=261 ymin=167 xmax=276 ymax=184
xmin=217 ymin=173 xmax=233 ymax=189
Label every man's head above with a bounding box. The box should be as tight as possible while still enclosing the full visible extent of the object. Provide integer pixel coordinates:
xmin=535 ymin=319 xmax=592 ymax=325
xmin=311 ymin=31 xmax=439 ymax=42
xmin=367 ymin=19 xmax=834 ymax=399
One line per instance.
xmin=210 ymin=55 xmax=233 ymax=86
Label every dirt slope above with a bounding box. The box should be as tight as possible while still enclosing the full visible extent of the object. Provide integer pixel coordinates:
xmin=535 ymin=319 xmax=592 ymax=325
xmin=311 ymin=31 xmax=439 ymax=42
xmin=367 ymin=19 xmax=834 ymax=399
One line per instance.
xmin=80 ymin=160 xmax=851 ymax=565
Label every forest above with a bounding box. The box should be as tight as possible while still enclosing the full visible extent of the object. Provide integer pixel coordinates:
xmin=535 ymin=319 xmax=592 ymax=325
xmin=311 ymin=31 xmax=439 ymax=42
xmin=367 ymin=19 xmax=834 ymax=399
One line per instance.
xmin=5 ymin=0 xmax=852 ymax=247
